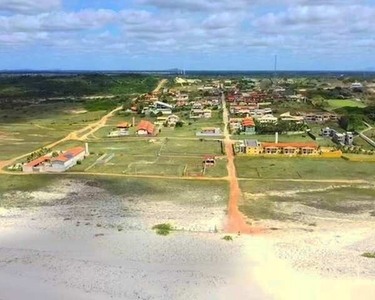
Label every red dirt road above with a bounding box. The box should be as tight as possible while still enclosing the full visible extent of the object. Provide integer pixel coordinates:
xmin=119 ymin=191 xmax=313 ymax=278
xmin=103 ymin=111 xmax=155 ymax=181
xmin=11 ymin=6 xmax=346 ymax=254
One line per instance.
xmin=223 ymin=142 xmax=260 ymax=234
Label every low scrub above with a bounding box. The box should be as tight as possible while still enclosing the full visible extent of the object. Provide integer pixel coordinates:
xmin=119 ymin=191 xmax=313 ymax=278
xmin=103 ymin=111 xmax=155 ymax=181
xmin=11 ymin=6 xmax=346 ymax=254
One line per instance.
xmin=362 ymin=252 xmax=375 ymax=259
xmin=152 ymin=223 xmax=173 ymax=236
xmin=222 ymin=235 xmax=233 ymax=241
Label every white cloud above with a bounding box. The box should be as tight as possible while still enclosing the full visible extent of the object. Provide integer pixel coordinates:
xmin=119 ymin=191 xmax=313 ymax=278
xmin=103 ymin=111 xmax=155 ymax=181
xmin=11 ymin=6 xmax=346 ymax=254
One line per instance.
xmin=0 ymin=0 xmax=61 ymax=14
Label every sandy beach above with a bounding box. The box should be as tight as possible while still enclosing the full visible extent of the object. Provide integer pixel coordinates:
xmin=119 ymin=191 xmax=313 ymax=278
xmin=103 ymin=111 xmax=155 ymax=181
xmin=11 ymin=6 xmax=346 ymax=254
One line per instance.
xmin=1 ymin=179 xmax=375 ymax=299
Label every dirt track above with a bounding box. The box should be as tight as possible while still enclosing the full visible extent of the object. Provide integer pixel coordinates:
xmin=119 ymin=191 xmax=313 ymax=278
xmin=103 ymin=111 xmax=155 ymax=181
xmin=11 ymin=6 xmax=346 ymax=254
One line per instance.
xmin=0 ymin=106 xmax=123 ymax=172
xmin=220 ymin=92 xmax=257 ymax=234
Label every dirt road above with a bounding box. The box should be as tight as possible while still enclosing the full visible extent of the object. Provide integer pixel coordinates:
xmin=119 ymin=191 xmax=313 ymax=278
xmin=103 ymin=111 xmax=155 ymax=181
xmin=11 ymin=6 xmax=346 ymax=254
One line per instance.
xmin=153 ymin=79 xmax=168 ymax=93
xmin=0 ymin=106 xmax=123 ymax=172
xmin=221 ymin=93 xmax=256 ymax=234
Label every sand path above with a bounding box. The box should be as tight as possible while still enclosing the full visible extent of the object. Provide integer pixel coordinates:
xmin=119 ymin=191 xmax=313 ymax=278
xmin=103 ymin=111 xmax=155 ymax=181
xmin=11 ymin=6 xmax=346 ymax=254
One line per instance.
xmin=220 ymin=92 xmax=257 ymax=234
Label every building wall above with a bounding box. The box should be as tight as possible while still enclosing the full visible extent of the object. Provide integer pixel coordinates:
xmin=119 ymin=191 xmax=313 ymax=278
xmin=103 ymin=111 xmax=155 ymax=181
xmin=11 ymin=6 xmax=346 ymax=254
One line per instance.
xmin=246 ymin=146 xmax=262 ymax=155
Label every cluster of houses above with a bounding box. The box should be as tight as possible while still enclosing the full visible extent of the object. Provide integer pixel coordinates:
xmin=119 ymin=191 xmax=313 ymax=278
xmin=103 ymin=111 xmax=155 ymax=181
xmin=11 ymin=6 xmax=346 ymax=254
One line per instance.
xmin=23 ymin=144 xmax=89 ymax=173
xmin=236 ymin=139 xmax=320 ymax=156
xmin=321 ymin=127 xmax=354 ymax=146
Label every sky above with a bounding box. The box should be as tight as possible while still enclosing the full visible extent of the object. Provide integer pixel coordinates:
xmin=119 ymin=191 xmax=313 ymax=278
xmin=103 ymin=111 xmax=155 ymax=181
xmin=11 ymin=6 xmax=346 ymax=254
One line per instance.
xmin=1 ymin=0 xmax=375 ymax=70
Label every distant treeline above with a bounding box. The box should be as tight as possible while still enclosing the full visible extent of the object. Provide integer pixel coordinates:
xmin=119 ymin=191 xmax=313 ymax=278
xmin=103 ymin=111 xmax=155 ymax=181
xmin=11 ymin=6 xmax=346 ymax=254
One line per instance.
xmin=0 ymin=74 xmax=159 ymax=100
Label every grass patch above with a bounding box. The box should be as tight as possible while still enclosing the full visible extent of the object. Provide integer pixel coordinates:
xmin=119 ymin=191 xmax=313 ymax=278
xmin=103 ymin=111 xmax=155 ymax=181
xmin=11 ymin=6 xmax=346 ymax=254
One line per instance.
xmin=327 ymin=99 xmax=366 ymax=110
xmin=236 ymin=157 xmax=375 ymax=180
xmin=152 ymin=223 xmax=174 ymax=236
xmin=222 ymin=235 xmax=233 ymax=241
xmin=362 ymin=252 xmax=375 ymax=259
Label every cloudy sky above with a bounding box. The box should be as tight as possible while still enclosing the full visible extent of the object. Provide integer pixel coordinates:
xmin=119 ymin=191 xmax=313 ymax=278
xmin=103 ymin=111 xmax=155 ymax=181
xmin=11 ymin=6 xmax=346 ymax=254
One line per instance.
xmin=1 ymin=0 xmax=375 ymax=70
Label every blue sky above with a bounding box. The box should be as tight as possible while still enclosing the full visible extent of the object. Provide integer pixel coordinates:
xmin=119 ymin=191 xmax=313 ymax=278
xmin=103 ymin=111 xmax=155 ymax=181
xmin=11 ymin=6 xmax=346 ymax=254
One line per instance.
xmin=1 ymin=0 xmax=375 ymax=70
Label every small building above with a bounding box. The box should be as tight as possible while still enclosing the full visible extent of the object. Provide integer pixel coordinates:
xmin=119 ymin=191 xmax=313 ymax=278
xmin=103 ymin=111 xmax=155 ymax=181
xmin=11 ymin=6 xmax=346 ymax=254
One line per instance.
xmin=137 ymin=120 xmax=156 ymax=136
xmin=203 ymin=155 xmax=216 ymax=167
xmin=50 ymin=147 xmax=87 ymax=172
xmin=332 ymin=131 xmax=354 ymax=146
xmin=22 ymin=156 xmax=50 ymax=173
xmin=156 ymin=114 xmax=180 ymax=127
xmin=23 ymin=145 xmax=88 ymax=173
xmin=196 ymin=127 xmax=222 ymax=137
xmin=241 ymin=117 xmax=256 ymax=135
xmin=190 ymin=109 xmax=212 ymax=119
xmin=255 ymin=115 xmax=278 ymax=124
xmin=280 ymin=112 xmax=304 ymax=124
xmin=109 ymin=122 xmax=131 ymax=137
xmin=238 ymin=140 xmax=262 ymax=155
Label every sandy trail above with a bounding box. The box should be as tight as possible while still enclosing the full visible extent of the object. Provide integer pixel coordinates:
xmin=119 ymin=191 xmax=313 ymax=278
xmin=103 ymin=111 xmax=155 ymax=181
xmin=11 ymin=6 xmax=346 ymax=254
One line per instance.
xmin=153 ymin=79 xmax=168 ymax=93
xmin=0 ymin=106 xmax=123 ymax=172
xmin=220 ymin=92 xmax=257 ymax=234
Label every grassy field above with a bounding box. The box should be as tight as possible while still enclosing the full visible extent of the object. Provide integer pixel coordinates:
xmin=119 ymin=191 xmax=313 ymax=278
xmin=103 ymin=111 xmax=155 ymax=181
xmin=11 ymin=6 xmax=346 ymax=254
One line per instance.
xmin=0 ymin=174 xmax=229 ymax=208
xmin=327 ymin=99 xmax=366 ymax=110
xmin=235 ymin=156 xmax=375 ymax=180
xmin=48 ymin=139 xmax=227 ymax=178
xmin=161 ymin=139 xmax=223 ymax=156
xmin=239 ymin=180 xmax=375 ymax=221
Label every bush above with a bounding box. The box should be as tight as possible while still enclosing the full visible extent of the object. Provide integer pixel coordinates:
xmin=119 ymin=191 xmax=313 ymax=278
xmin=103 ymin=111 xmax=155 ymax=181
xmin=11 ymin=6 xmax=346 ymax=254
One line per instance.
xmin=362 ymin=252 xmax=375 ymax=258
xmin=152 ymin=223 xmax=173 ymax=236
xmin=222 ymin=235 xmax=233 ymax=241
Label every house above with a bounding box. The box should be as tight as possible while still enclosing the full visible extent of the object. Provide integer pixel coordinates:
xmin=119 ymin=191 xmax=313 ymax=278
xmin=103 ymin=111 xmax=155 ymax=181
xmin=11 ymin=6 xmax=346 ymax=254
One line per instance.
xmin=23 ymin=145 xmax=88 ymax=173
xmin=196 ymin=127 xmax=223 ymax=137
xmin=50 ymin=147 xmax=87 ymax=172
xmin=236 ymin=140 xmax=262 ymax=155
xmin=229 ymin=118 xmax=244 ymax=132
xmin=321 ymin=127 xmax=354 ymax=146
xmin=190 ymin=109 xmax=212 ymax=119
xmin=22 ymin=156 xmax=51 ymax=173
xmin=255 ymin=115 xmax=278 ymax=124
xmin=137 ymin=120 xmax=156 ymax=136
xmin=303 ymin=113 xmax=338 ymax=123
xmin=241 ymin=117 xmax=256 ymax=135
xmin=280 ymin=112 xmax=304 ymax=124
xmin=262 ymin=142 xmax=319 ymax=156
xmin=109 ymin=122 xmax=131 ymax=137
xmin=143 ymin=101 xmax=173 ymax=116
xmin=203 ymin=155 xmax=216 ymax=167
xmin=332 ymin=131 xmax=354 ymax=146
xmin=156 ymin=114 xmax=180 ymax=127
xmin=235 ymin=139 xmax=319 ymax=156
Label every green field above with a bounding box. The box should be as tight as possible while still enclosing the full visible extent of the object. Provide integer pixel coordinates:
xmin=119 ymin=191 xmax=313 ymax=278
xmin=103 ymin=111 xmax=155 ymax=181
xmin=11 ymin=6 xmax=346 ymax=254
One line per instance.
xmin=161 ymin=139 xmax=223 ymax=156
xmin=235 ymin=156 xmax=375 ymax=180
xmin=327 ymin=99 xmax=366 ymax=109
xmin=48 ymin=140 xmax=227 ymax=178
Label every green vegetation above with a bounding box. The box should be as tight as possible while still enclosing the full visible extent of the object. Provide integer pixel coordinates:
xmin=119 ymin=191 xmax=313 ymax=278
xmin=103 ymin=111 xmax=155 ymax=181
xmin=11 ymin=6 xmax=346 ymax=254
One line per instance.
xmin=239 ymin=181 xmax=375 ymax=221
xmin=327 ymin=99 xmax=366 ymax=110
xmin=235 ymin=157 xmax=375 ymax=180
xmin=152 ymin=223 xmax=174 ymax=235
xmin=0 ymin=74 xmax=158 ymax=100
xmin=222 ymin=235 xmax=233 ymax=241
xmin=362 ymin=252 xmax=375 ymax=259
xmin=84 ymin=98 xmax=118 ymax=112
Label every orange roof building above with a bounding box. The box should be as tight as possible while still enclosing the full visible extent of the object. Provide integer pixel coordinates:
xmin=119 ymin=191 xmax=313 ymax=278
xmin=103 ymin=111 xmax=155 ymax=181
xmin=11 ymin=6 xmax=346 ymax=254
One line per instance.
xmin=117 ymin=122 xmax=131 ymax=129
xmin=137 ymin=120 xmax=155 ymax=135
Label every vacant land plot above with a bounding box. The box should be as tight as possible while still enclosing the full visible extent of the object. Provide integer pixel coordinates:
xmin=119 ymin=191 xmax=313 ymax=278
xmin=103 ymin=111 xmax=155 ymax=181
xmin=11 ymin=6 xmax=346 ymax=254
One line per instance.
xmin=236 ymin=157 xmax=375 ymax=180
xmin=50 ymin=140 xmax=227 ymax=177
xmin=161 ymin=139 xmax=223 ymax=156
xmin=0 ymin=123 xmax=84 ymax=160
xmin=239 ymin=180 xmax=375 ymax=222
xmin=327 ymin=99 xmax=366 ymax=110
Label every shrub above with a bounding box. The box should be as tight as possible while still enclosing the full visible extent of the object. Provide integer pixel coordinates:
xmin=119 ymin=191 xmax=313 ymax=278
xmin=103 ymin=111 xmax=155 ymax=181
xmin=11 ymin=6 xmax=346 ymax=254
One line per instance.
xmin=152 ymin=223 xmax=173 ymax=236
xmin=222 ymin=235 xmax=233 ymax=241
xmin=362 ymin=252 xmax=375 ymax=259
